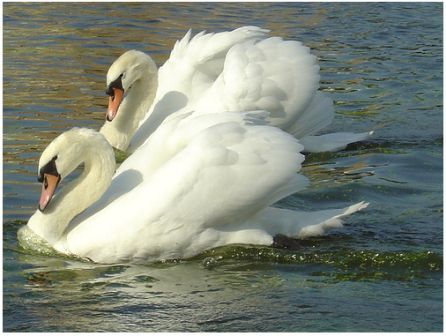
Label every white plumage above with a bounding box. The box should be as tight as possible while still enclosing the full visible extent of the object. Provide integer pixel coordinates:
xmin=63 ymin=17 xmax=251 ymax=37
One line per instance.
xmin=20 ymin=27 xmax=370 ymax=264
xmin=22 ymin=111 xmax=368 ymax=264
xmin=100 ymin=27 xmax=371 ymax=153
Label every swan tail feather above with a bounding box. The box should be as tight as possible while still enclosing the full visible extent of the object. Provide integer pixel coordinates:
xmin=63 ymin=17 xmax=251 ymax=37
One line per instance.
xmin=285 ymin=91 xmax=334 ymax=139
xmin=300 ymin=131 xmax=374 ymax=153
xmin=215 ymin=201 xmax=368 ymax=248
xmin=251 ymin=201 xmax=368 ymax=239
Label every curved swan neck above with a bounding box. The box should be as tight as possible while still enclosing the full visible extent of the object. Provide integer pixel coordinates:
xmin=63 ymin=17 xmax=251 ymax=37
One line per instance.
xmin=27 ymin=130 xmax=115 ymax=245
xmin=100 ymin=57 xmax=158 ymax=151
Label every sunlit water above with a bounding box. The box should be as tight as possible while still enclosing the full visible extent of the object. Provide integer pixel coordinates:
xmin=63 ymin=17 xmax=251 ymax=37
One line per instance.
xmin=3 ymin=2 xmax=443 ymax=332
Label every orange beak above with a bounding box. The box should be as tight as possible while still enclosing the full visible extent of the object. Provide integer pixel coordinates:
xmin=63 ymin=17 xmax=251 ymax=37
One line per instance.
xmin=106 ymin=87 xmax=124 ymax=121
xmin=38 ymin=173 xmax=61 ymax=212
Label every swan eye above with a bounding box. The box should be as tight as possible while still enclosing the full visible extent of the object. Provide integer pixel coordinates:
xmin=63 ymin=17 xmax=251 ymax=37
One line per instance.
xmin=38 ymin=155 xmax=59 ymax=182
xmin=106 ymin=74 xmax=124 ymax=96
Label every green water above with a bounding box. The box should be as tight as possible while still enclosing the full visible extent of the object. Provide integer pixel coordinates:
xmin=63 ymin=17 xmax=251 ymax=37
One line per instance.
xmin=3 ymin=2 xmax=443 ymax=332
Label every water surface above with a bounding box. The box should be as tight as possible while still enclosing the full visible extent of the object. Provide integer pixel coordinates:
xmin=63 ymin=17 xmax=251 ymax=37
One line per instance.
xmin=3 ymin=2 xmax=443 ymax=332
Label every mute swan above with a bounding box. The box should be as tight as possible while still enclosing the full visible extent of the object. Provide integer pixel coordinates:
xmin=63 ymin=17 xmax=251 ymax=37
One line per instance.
xmin=20 ymin=112 xmax=368 ymax=263
xmin=100 ymin=26 xmax=372 ymax=153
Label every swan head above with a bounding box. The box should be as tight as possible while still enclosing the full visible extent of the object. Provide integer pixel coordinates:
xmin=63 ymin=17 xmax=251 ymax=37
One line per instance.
xmin=105 ymin=50 xmax=157 ymax=122
xmin=37 ymin=154 xmax=61 ymax=212
xmin=37 ymin=128 xmax=113 ymax=212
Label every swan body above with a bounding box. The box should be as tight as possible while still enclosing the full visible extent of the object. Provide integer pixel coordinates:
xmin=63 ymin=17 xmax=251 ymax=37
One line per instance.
xmin=100 ymin=26 xmax=371 ymax=153
xmin=22 ymin=112 xmax=368 ymax=263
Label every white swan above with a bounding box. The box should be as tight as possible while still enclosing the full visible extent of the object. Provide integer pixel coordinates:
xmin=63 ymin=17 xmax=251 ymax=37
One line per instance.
xmin=21 ymin=112 xmax=367 ymax=263
xmin=100 ymin=26 xmax=372 ymax=153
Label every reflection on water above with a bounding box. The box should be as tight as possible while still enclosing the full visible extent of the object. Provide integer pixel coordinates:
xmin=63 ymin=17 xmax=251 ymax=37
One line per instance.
xmin=3 ymin=1 xmax=443 ymax=333
xmin=5 ymin=234 xmax=442 ymax=332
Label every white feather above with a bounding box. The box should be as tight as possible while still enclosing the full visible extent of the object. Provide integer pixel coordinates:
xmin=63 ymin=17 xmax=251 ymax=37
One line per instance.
xmin=22 ymin=112 xmax=368 ymax=263
xmin=99 ymin=27 xmax=371 ymax=153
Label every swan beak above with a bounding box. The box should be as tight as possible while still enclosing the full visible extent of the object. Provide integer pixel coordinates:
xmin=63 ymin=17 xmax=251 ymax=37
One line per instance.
xmin=106 ymin=88 xmax=124 ymax=122
xmin=38 ymin=173 xmax=61 ymax=212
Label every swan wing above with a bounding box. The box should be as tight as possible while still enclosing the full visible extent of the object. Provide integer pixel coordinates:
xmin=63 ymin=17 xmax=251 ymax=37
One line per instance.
xmin=75 ymin=111 xmax=272 ymax=224
xmin=153 ymin=26 xmax=270 ymax=107
xmin=192 ymin=37 xmax=372 ymax=151
xmin=67 ymin=112 xmax=308 ymax=262
xmin=193 ymin=36 xmax=331 ymax=134
xmin=129 ymin=28 xmax=368 ymax=154
xmin=165 ymin=26 xmax=269 ymax=94
xmin=129 ymin=27 xmax=270 ymax=151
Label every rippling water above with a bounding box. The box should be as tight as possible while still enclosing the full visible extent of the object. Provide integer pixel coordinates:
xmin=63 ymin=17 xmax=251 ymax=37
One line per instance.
xmin=3 ymin=2 xmax=443 ymax=332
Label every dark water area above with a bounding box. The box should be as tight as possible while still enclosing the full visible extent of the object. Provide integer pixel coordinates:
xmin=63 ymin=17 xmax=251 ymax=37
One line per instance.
xmin=3 ymin=2 xmax=443 ymax=332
